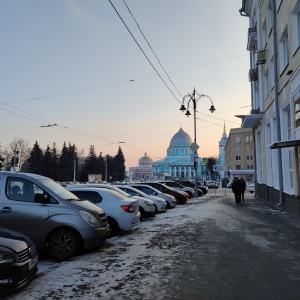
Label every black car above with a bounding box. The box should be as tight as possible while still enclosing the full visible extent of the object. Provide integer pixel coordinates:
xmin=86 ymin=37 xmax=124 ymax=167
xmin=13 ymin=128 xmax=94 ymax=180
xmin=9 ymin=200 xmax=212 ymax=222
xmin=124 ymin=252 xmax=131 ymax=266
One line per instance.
xmin=175 ymin=180 xmax=208 ymax=196
xmin=0 ymin=227 xmax=38 ymax=295
xmin=136 ymin=182 xmax=188 ymax=204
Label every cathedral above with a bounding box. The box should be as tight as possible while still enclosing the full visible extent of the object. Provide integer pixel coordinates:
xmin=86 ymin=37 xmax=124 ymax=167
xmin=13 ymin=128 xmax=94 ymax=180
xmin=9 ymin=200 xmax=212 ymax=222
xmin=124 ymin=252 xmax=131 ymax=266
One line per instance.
xmin=130 ymin=126 xmax=227 ymax=181
xmin=152 ymin=127 xmax=201 ymax=179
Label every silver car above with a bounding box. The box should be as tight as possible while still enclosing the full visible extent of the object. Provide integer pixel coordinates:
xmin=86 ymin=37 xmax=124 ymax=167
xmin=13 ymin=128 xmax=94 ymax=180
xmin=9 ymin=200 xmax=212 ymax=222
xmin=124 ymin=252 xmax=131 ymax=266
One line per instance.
xmin=0 ymin=172 xmax=110 ymax=261
xmin=130 ymin=184 xmax=177 ymax=208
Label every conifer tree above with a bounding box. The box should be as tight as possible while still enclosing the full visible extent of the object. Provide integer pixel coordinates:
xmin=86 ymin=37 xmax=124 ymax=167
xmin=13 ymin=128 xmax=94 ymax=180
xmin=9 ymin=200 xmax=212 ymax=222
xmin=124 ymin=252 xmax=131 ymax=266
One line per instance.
xmin=27 ymin=141 xmax=44 ymax=174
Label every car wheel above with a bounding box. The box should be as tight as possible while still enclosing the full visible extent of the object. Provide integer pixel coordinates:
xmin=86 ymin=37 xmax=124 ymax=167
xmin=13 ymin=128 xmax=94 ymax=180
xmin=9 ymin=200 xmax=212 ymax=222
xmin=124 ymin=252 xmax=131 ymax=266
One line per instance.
xmin=48 ymin=229 xmax=80 ymax=262
xmin=186 ymin=191 xmax=193 ymax=199
xmin=108 ymin=217 xmax=120 ymax=236
xmin=154 ymin=204 xmax=158 ymax=214
xmin=166 ymin=201 xmax=171 ymax=209
xmin=139 ymin=207 xmax=145 ymax=221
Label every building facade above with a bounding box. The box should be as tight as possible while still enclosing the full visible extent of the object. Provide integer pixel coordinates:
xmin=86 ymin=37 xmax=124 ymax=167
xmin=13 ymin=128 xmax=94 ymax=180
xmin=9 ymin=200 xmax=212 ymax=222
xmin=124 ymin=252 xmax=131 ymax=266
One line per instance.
xmin=224 ymin=127 xmax=255 ymax=182
xmin=240 ymin=0 xmax=300 ymax=216
xmin=129 ymin=153 xmax=153 ymax=181
xmin=152 ymin=127 xmax=201 ymax=179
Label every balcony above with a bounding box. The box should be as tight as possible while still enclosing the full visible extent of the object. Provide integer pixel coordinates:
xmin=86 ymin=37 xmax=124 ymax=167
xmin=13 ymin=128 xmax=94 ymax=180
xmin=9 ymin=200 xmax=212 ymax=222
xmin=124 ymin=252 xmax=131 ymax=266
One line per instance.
xmin=256 ymin=49 xmax=266 ymax=65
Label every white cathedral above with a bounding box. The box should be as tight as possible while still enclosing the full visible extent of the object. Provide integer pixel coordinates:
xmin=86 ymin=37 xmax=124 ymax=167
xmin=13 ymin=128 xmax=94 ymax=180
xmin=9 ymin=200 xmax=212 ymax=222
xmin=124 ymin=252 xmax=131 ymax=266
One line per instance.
xmin=129 ymin=126 xmax=227 ymax=181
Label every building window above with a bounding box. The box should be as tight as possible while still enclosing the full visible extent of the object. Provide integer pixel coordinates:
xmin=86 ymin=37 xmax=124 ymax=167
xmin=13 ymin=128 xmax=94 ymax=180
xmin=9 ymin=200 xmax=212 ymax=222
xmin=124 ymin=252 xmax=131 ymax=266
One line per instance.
xmin=235 ymin=146 xmax=240 ymax=152
xmin=236 ymin=156 xmax=241 ymax=161
xmin=275 ymin=0 xmax=282 ymax=11
xmin=266 ymin=122 xmax=273 ymax=185
xmin=235 ymin=136 xmax=241 ymax=143
xmin=264 ymin=68 xmax=269 ymax=99
xmin=279 ymin=27 xmax=289 ymax=73
xmin=291 ymin=1 xmax=300 ymax=54
xmin=256 ymin=131 xmax=262 ymax=181
xmin=262 ymin=18 xmax=267 ymax=47
xmin=236 ymin=165 xmax=241 ymax=170
xmin=267 ymin=1 xmax=272 ymax=35
xmin=270 ymin=55 xmax=274 ymax=90
xmin=245 ymin=136 xmax=249 ymax=143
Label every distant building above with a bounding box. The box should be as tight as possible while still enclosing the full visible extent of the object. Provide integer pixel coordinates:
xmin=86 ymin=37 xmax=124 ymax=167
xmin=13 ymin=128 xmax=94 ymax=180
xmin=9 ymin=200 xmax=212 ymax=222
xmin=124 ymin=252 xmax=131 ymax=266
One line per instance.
xmin=152 ymin=127 xmax=200 ymax=179
xmin=218 ymin=123 xmax=228 ymax=179
xmin=224 ymin=127 xmax=255 ymax=182
xmin=129 ymin=153 xmax=153 ymax=181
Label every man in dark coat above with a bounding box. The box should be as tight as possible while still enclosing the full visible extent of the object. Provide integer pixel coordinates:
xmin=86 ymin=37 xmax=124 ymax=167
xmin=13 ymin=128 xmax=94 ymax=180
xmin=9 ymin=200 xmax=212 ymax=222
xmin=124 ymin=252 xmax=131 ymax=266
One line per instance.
xmin=232 ymin=177 xmax=243 ymax=204
xmin=240 ymin=177 xmax=246 ymax=202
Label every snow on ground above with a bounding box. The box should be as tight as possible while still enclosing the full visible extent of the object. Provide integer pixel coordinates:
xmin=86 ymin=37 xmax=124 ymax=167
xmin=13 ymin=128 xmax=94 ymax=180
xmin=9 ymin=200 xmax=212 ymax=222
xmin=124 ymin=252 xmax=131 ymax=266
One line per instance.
xmin=6 ymin=192 xmax=220 ymax=300
xmin=7 ymin=189 xmax=263 ymax=300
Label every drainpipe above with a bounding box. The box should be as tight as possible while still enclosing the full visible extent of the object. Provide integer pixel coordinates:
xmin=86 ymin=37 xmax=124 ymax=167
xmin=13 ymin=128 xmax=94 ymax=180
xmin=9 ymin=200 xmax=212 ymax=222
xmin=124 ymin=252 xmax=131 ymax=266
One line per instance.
xmin=271 ymin=0 xmax=284 ymax=207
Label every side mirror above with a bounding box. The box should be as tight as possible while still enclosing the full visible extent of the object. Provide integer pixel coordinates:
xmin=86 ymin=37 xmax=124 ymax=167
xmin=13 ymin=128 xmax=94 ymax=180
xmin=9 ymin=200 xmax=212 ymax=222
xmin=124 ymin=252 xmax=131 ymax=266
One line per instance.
xmin=34 ymin=193 xmax=50 ymax=204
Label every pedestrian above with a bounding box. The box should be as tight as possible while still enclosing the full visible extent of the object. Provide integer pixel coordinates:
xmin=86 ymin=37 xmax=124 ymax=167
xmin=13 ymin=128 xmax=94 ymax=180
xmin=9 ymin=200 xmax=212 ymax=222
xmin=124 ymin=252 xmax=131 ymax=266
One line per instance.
xmin=232 ymin=177 xmax=243 ymax=204
xmin=240 ymin=177 xmax=246 ymax=202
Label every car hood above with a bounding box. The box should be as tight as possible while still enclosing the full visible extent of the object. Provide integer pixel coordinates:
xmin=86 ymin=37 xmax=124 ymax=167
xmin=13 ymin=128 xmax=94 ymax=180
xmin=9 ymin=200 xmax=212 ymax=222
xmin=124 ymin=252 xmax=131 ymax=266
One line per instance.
xmin=0 ymin=227 xmax=32 ymax=252
xmin=69 ymin=199 xmax=105 ymax=215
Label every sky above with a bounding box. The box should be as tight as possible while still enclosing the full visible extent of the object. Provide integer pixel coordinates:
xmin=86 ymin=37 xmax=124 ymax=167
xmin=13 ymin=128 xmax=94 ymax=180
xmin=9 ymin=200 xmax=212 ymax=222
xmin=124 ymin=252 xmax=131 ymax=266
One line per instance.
xmin=0 ymin=0 xmax=251 ymax=170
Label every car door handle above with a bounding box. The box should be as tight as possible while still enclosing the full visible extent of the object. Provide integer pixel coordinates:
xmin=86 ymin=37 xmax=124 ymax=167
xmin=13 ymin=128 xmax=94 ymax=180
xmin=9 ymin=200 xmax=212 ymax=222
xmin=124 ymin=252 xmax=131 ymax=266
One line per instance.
xmin=1 ymin=207 xmax=11 ymax=213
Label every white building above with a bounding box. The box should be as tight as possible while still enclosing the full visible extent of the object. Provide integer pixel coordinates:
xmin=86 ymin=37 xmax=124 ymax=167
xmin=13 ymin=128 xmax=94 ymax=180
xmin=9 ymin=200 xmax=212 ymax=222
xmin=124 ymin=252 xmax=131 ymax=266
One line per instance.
xmin=239 ymin=0 xmax=300 ymax=216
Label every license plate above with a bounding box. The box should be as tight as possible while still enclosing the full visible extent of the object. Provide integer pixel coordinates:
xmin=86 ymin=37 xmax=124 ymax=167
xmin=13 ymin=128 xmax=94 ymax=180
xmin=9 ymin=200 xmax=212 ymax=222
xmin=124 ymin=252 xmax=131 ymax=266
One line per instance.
xmin=28 ymin=256 xmax=38 ymax=271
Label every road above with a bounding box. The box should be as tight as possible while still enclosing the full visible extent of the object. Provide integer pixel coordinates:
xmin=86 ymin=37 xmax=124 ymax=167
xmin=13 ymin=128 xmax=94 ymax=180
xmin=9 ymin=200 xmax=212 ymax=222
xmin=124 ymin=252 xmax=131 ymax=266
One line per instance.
xmin=5 ymin=189 xmax=300 ymax=300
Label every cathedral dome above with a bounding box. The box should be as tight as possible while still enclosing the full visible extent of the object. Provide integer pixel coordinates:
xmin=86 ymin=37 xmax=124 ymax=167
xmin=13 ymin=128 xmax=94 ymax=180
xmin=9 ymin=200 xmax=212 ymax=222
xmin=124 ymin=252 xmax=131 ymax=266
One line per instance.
xmin=139 ymin=153 xmax=153 ymax=166
xmin=169 ymin=127 xmax=192 ymax=147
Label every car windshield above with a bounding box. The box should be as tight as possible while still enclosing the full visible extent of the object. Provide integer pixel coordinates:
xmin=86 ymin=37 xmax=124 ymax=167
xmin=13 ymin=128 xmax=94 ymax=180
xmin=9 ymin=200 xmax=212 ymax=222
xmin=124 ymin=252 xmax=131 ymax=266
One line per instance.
xmin=37 ymin=178 xmax=78 ymax=200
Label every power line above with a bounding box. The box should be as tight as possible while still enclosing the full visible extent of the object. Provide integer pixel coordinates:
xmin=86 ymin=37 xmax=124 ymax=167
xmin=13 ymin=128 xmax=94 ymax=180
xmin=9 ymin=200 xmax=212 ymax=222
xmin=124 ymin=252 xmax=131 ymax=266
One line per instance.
xmin=108 ymin=0 xmax=181 ymax=104
xmin=0 ymin=54 xmax=247 ymax=106
xmin=122 ymin=0 xmax=183 ymax=99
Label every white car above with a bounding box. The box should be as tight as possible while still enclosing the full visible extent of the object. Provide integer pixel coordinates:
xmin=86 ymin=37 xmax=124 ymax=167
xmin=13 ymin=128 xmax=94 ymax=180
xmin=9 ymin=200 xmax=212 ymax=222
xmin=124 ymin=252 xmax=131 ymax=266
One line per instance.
xmin=115 ymin=185 xmax=168 ymax=213
xmin=68 ymin=184 xmax=156 ymax=221
xmin=130 ymin=184 xmax=177 ymax=208
xmin=68 ymin=187 xmax=140 ymax=235
xmin=246 ymin=182 xmax=255 ymax=193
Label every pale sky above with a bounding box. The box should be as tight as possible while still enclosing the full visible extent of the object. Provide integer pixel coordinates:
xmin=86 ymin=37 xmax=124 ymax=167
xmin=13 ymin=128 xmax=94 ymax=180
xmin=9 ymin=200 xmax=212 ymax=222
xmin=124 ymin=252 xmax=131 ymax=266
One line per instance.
xmin=0 ymin=0 xmax=250 ymax=170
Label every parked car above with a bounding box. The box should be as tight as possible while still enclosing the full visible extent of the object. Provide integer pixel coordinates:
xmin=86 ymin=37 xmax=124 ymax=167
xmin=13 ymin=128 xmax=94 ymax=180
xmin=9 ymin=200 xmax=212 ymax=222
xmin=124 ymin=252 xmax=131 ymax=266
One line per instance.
xmin=134 ymin=182 xmax=188 ymax=204
xmin=68 ymin=184 xmax=156 ymax=221
xmin=175 ymin=180 xmax=207 ymax=196
xmin=207 ymin=180 xmax=219 ymax=189
xmin=157 ymin=181 xmax=195 ymax=198
xmin=115 ymin=185 xmax=167 ymax=214
xmin=0 ymin=227 xmax=38 ymax=295
xmin=69 ymin=187 xmax=140 ymax=235
xmin=130 ymin=184 xmax=177 ymax=208
xmin=227 ymin=182 xmax=233 ymax=188
xmin=246 ymin=182 xmax=255 ymax=193
xmin=0 ymin=171 xmax=110 ymax=261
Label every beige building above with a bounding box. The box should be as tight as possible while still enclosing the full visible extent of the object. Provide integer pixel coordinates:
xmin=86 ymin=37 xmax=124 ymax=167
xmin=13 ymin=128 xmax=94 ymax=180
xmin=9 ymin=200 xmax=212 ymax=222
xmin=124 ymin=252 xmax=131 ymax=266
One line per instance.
xmin=240 ymin=0 xmax=300 ymax=216
xmin=224 ymin=128 xmax=255 ymax=182
xmin=129 ymin=153 xmax=153 ymax=181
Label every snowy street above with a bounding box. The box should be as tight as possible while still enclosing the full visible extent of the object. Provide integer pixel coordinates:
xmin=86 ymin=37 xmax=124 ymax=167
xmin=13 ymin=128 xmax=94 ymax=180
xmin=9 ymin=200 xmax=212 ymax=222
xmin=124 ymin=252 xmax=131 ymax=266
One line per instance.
xmin=5 ymin=190 xmax=300 ymax=300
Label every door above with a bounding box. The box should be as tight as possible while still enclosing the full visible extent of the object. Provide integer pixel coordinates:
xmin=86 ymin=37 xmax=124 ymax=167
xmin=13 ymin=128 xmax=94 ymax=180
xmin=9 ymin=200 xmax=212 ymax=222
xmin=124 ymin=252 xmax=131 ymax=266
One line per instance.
xmin=0 ymin=176 xmax=50 ymax=247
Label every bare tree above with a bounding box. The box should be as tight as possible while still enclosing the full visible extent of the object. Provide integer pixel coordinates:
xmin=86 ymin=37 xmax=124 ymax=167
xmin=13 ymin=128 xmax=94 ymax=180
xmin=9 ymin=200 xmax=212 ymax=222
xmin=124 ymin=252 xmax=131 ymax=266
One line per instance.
xmin=9 ymin=138 xmax=31 ymax=170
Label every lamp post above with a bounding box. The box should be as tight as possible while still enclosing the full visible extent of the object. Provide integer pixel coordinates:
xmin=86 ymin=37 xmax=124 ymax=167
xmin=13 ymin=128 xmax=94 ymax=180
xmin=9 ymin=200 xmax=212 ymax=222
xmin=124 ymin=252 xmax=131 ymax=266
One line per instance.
xmin=73 ymin=150 xmax=77 ymax=183
xmin=180 ymin=87 xmax=216 ymax=198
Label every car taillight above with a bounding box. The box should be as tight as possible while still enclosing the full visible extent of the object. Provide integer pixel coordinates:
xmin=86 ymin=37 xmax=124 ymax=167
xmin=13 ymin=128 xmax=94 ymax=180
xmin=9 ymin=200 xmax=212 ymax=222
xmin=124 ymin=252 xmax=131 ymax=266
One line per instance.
xmin=121 ymin=205 xmax=134 ymax=213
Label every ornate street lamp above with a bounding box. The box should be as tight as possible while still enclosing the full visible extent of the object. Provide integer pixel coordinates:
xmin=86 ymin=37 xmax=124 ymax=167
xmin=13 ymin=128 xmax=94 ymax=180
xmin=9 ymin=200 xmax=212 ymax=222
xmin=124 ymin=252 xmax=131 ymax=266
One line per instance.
xmin=180 ymin=87 xmax=216 ymax=198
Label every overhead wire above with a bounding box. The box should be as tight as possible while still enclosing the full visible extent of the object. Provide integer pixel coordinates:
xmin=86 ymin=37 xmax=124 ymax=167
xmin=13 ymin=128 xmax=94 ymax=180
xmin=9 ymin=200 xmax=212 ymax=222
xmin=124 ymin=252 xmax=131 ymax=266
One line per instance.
xmin=108 ymin=0 xmax=181 ymax=104
xmin=122 ymin=0 xmax=184 ymax=99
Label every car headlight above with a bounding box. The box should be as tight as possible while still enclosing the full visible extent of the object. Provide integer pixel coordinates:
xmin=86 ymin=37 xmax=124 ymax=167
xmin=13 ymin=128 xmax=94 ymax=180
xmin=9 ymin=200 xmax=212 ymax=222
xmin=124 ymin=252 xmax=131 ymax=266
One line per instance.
xmin=79 ymin=210 xmax=101 ymax=228
xmin=157 ymin=199 xmax=165 ymax=203
xmin=145 ymin=201 xmax=154 ymax=206
xmin=0 ymin=251 xmax=18 ymax=264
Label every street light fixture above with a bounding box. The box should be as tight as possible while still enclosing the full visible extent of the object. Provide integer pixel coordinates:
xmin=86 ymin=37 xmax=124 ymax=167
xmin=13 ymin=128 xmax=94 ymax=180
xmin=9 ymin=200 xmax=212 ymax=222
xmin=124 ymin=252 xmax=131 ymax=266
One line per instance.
xmin=180 ymin=87 xmax=216 ymax=198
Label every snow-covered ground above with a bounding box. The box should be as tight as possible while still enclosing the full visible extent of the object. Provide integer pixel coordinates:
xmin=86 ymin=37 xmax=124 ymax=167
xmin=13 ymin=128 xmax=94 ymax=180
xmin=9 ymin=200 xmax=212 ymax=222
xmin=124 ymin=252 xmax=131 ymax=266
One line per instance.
xmin=5 ymin=192 xmax=219 ymax=300
xmin=6 ymin=189 xmax=254 ymax=300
